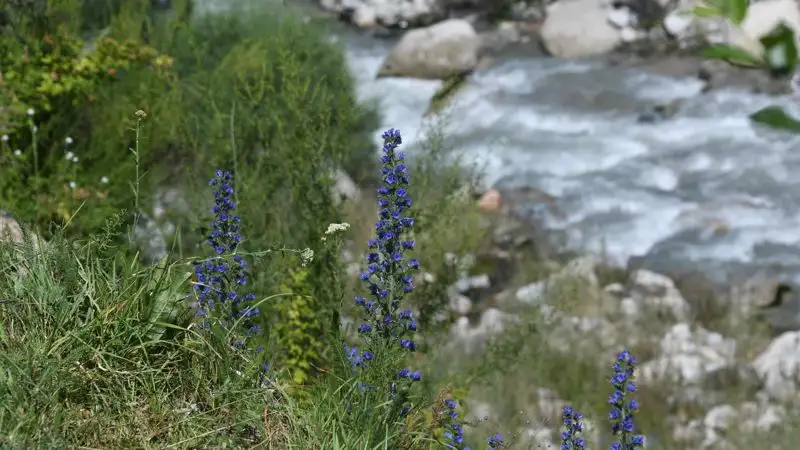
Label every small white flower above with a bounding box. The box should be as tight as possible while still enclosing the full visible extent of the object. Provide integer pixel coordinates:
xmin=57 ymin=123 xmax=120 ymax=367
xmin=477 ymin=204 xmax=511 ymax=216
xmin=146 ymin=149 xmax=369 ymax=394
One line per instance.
xmin=100 ymin=176 xmax=109 ymax=184
xmin=299 ymin=248 xmax=315 ymax=266
xmin=72 ymin=156 xmax=79 ymax=163
xmin=321 ymin=222 xmax=351 ymax=241
xmin=65 ymin=151 xmax=75 ymax=160
xmin=26 ymin=108 xmax=34 ymax=116
xmin=13 ymin=149 xmax=21 ymax=156
xmin=32 ymin=125 xmax=38 ymax=133
xmin=65 ymin=137 xmax=73 ymax=145
xmin=68 ymin=181 xmax=76 ymax=189
xmin=1 ymin=134 xmax=8 ymax=142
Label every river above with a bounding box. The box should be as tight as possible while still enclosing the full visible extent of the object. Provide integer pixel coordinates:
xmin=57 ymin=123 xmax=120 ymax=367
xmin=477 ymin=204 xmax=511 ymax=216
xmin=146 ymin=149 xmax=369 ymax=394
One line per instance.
xmin=202 ymin=0 xmax=800 ymax=286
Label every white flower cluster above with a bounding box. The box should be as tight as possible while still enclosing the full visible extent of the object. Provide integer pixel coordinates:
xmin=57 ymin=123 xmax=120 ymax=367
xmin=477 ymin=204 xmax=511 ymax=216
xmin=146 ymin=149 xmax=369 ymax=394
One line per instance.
xmin=321 ymin=222 xmax=351 ymax=241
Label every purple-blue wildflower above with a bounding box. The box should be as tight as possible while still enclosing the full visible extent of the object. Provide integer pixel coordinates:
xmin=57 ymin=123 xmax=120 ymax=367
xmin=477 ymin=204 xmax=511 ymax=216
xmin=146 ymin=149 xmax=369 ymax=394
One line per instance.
xmin=440 ymin=399 xmax=468 ymax=449
xmin=609 ymin=350 xmax=644 ymax=450
xmin=350 ymin=129 xmax=421 ymax=390
xmin=561 ymin=406 xmax=586 ymax=450
xmin=192 ymin=169 xmax=260 ymax=350
xmin=487 ymin=433 xmax=505 ymax=449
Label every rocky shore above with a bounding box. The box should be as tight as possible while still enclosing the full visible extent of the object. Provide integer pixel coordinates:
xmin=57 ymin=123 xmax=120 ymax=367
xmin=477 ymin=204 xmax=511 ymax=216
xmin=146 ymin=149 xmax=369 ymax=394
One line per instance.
xmin=314 ymin=0 xmax=799 ymax=98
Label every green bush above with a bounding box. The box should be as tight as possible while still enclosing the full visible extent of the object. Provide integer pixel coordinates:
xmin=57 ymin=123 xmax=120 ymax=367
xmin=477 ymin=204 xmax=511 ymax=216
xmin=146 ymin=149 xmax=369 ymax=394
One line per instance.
xmin=0 ymin=0 xmax=376 ymax=244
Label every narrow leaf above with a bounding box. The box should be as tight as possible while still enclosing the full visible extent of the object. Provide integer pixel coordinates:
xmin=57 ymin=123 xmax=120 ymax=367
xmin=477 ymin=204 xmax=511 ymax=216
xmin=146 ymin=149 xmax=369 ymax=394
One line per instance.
xmin=700 ymin=43 xmax=763 ymax=67
xmin=750 ymin=106 xmax=800 ymax=132
xmin=722 ymin=0 xmax=749 ymax=25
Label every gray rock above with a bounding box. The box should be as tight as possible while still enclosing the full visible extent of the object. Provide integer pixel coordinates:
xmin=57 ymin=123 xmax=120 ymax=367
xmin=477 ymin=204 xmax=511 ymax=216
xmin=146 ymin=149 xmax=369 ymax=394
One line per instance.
xmin=754 ymin=283 xmax=800 ymax=336
xmin=378 ymin=19 xmax=482 ymax=79
xmin=628 ymin=269 xmax=691 ymax=322
xmin=752 ymin=331 xmax=800 ymax=403
xmin=454 ymin=274 xmax=491 ymax=293
xmin=330 ymin=168 xmax=362 ymax=205
xmin=0 ymin=210 xmax=44 ymax=276
xmin=449 ymin=293 xmax=473 ymax=315
xmin=132 ymin=211 xmax=167 ymax=265
xmin=636 ymin=99 xmax=682 ymax=124
xmin=639 ymin=323 xmax=736 ymax=385
xmin=540 ymin=0 xmax=622 ymax=59
xmin=0 ymin=210 xmax=24 ymax=246
xmin=320 ymin=0 xmax=445 ymax=29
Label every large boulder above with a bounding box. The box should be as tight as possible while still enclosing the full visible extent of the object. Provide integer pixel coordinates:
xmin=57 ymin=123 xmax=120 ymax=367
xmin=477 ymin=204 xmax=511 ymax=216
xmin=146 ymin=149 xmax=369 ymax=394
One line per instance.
xmin=539 ymin=0 xmax=623 ymax=59
xmin=377 ymin=19 xmax=482 ymax=79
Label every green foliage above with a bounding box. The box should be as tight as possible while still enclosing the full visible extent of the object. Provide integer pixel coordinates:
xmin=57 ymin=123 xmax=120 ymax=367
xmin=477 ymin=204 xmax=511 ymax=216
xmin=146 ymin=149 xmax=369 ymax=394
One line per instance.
xmin=403 ymin=120 xmax=487 ymax=330
xmin=700 ymin=44 xmax=763 ymax=67
xmin=274 ymin=261 xmax=324 ymax=386
xmin=692 ymin=0 xmax=800 ymax=133
xmin=1 ymin=0 xmax=376 ymax=248
xmin=690 ymin=0 xmax=748 ymax=25
xmin=760 ymin=23 xmax=798 ymax=75
xmin=750 ymin=105 xmax=800 ymax=131
xmin=0 ymin=0 xmax=176 ymax=236
xmin=0 ymin=228 xmax=291 ymax=447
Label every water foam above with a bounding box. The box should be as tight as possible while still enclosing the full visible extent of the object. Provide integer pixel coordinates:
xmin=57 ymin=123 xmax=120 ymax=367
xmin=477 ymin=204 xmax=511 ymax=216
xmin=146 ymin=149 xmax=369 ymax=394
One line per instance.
xmin=343 ymin=38 xmax=800 ymax=270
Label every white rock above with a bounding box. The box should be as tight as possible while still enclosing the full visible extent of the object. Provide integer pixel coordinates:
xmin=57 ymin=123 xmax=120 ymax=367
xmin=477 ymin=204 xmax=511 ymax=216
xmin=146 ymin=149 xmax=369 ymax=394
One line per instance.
xmin=0 ymin=210 xmax=24 ymax=245
xmin=477 ymin=307 xmax=508 ymax=335
xmin=449 ymin=294 xmax=473 ymax=316
xmin=451 ymin=316 xmax=472 ymax=340
xmin=515 ymin=256 xmax=600 ymax=305
xmin=449 ymin=308 xmax=514 ymax=352
xmin=752 ymin=331 xmax=800 ymax=402
xmin=523 ymin=428 xmax=556 ymax=449
xmin=629 ymin=269 xmax=691 ymax=322
xmin=620 ymin=26 xmax=641 ymax=43
xmin=377 ymin=19 xmax=481 ymax=79
xmin=540 ymin=0 xmax=622 ymax=59
xmin=739 ymin=402 xmax=784 ymax=432
xmin=620 ymin=297 xmax=640 ymax=317
xmin=318 ymin=0 xmax=443 ymax=29
xmin=330 ymin=168 xmax=361 ymax=204
xmin=607 ymin=7 xmax=635 ymax=29
xmin=455 ymin=274 xmax=491 ymax=293
xmin=603 ymin=282 xmax=626 ymax=296
xmin=516 ymin=280 xmax=546 ymax=304
xmin=704 ymin=404 xmax=737 ymax=431
xmin=640 ymin=323 xmax=736 ymax=384
xmin=663 ymin=10 xmax=695 ymax=39
xmin=560 ymin=256 xmax=601 ymax=287
xmin=352 ymin=5 xmax=377 ymax=28
xmin=468 ymin=401 xmax=494 ymax=421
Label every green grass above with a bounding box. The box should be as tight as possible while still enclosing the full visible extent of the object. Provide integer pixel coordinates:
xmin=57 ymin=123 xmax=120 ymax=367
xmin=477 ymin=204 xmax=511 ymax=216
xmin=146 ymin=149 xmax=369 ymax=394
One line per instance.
xmin=3 ymin=1 xmax=800 ymax=449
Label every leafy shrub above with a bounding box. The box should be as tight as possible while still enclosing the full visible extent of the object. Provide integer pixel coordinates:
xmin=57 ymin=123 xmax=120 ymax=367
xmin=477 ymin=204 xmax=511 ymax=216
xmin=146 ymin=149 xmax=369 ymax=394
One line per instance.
xmin=274 ymin=261 xmax=324 ymax=386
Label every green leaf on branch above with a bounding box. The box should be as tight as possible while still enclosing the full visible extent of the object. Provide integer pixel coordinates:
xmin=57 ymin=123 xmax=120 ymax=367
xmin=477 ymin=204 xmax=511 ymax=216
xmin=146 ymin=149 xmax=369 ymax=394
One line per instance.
xmin=701 ymin=44 xmax=764 ymax=67
xmin=750 ymin=106 xmax=800 ymax=132
xmin=722 ymin=0 xmax=749 ymax=25
xmin=691 ymin=5 xmax=722 ymax=18
xmin=760 ymin=23 xmax=798 ymax=76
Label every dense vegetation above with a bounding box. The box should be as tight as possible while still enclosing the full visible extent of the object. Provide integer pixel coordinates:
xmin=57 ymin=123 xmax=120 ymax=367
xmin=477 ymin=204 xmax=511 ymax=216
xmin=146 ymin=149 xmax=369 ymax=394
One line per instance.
xmin=3 ymin=0 xmax=800 ymax=448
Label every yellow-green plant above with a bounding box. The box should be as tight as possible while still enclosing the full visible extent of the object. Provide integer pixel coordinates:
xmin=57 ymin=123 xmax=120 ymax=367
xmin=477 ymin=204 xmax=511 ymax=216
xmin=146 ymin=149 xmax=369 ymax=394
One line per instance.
xmin=1 ymin=28 xmax=173 ymax=134
xmin=274 ymin=261 xmax=324 ymax=386
xmin=0 ymin=14 xmax=174 ymax=235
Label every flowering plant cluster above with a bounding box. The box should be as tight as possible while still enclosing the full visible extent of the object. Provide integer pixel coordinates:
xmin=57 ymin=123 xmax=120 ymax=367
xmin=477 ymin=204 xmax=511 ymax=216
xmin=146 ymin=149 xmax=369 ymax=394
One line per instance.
xmin=192 ymin=170 xmax=262 ymax=353
xmin=560 ymin=406 xmax=585 ymax=450
xmin=440 ymin=398 xmax=467 ymax=449
xmin=342 ymin=128 xmax=424 ymax=417
xmin=559 ymin=349 xmax=644 ymax=450
xmin=608 ymin=350 xmax=644 ymax=450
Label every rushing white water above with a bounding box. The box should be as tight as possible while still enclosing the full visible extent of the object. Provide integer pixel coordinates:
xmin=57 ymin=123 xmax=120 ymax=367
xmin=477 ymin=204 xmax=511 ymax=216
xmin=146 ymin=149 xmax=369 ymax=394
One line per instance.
xmin=342 ymin=35 xmax=800 ymax=281
xmin=190 ymin=0 xmax=800 ymax=281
